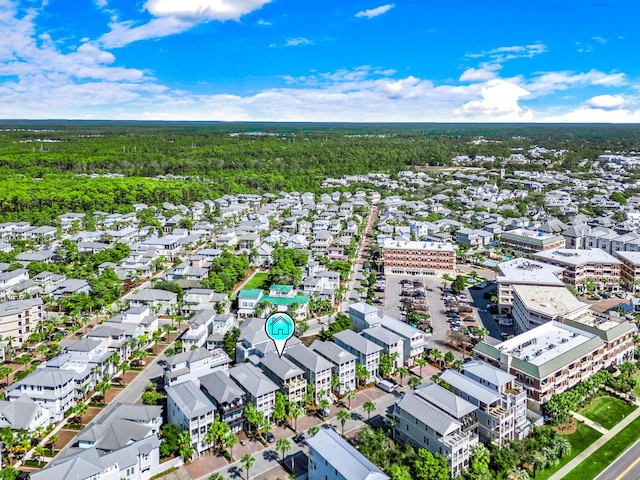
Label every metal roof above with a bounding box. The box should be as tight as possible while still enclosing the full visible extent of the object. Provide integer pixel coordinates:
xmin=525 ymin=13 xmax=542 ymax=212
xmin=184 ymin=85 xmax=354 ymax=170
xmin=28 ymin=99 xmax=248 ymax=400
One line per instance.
xmin=395 ymin=392 xmax=461 ymax=436
xmin=416 ymin=383 xmax=477 ymax=419
xmin=439 ymin=369 xmax=501 ymax=406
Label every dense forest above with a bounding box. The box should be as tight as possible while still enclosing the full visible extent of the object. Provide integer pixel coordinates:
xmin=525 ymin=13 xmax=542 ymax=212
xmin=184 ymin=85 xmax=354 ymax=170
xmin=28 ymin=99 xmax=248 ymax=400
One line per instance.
xmin=1 ymin=121 xmax=639 ymax=224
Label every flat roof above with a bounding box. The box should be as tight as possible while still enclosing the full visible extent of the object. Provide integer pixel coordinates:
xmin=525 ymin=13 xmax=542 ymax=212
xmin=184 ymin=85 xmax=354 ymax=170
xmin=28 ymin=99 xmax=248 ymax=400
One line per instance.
xmin=535 ymin=248 xmax=621 ymax=266
xmin=496 ymin=321 xmax=597 ymax=367
xmin=497 ymin=258 xmax=564 ymax=285
xmin=382 ymin=239 xmax=455 ymax=252
xmin=512 ymin=285 xmax=588 ymax=317
xmin=501 ymin=228 xmax=564 ymax=244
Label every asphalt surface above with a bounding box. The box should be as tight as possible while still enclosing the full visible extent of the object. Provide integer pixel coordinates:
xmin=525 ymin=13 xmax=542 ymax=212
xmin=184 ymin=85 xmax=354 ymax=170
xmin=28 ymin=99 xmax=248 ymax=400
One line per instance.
xmin=595 ymin=439 xmax=640 ymax=480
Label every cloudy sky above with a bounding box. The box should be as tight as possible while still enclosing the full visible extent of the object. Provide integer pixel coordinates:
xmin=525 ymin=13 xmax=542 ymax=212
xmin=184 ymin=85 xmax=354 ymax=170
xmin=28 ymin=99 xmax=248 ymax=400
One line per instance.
xmin=1 ymin=0 xmax=638 ymax=121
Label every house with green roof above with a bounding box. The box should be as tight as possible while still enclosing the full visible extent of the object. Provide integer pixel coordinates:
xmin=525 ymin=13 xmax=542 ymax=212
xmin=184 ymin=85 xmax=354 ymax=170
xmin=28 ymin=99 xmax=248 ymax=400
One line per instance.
xmin=237 ymin=288 xmax=264 ymax=317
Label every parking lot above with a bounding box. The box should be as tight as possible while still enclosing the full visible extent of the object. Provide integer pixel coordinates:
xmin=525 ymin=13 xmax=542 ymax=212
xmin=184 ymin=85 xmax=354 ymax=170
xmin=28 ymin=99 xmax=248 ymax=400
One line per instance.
xmin=467 ymin=282 xmax=516 ymax=341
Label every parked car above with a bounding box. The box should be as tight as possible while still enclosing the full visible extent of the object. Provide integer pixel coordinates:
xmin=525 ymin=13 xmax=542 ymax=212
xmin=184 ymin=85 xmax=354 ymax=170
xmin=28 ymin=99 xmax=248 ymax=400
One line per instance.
xmin=265 ymin=432 xmax=275 ymax=443
xmin=293 ymin=432 xmax=305 ymax=443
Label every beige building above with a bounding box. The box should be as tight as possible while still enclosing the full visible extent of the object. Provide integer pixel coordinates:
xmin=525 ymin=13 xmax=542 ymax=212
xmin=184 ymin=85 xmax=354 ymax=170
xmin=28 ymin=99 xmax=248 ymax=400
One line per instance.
xmin=382 ymin=239 xmax=456 ymax=276
xmin=496 ymin=259 xmax=565 ymax=315
xmin=500 ymin=229 xmax=566 ymax=256
xmin=0 ymin=298 xmax=44 ymax=346
xmin=474 ymin=315 xmax=636 ymax=413
xmin=511 ymin=285 xmax=589 ymax=333
xmin=615 ymin=251 xmax=640 ymax=289
xmin=534 ymin=248 xmax=621 ymax=292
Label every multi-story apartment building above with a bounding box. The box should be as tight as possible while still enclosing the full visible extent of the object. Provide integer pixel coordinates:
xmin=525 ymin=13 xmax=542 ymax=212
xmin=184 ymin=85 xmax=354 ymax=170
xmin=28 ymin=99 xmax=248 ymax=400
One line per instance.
xmin=511 ymin=285 xmax=589 ymax=333
xmin=198 ymin=371 xmax=246 ymax=434
xmin=333 ymin=330 xmax=382 ymax=384
xmin=310 ymin=340 xmax=356 ymax=394
xmin=615 ymin=251 xmax=640 ymax=289
xmin=229 ymin=363 xmax=278 ymax=421
xmin=440 ymin=361 xmax=529 ymax=445
xmin=393 ymin=385 xmax=479 ymax=478
xmin=474 ymin=317 xmax=635 ymax=413
xmin=307 ymin=428 xmax=390 ymax=480
xmin=285 ymin=344 xmax=332 ymax=403
xmin=500 ymin=229 xmax=565 ymax=256
xmin=382 ymin=239 xmax=456 ymax=276
xmin=348 ymin=302 xmax=427 ymax=366
xmin=163 ymin=347 xmax=231 ymax=387
xmin=496 ymin=258 xmax=565 ymax=315
xmin=0 ymin=297 xmax=43 ymax=346
xmin=166 ymin=380 xmax=215 ymax=455
xmin=534 ymin=248 xmax=621 ymax=292
xmin=258 ymin=352 xmax=307 ymax=405
xmin=362 ymin=326 xmax=403 ymax=373
xmin=6 ymin=368 xmax=77 ymax=422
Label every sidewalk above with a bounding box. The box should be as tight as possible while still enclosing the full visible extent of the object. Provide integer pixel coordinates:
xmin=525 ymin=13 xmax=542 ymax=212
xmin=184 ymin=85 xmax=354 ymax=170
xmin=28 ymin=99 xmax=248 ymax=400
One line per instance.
xmin=548 ymin=400 xmax=640 ymax=480
xmin=571 ymin=411 xmax=609 ymax=435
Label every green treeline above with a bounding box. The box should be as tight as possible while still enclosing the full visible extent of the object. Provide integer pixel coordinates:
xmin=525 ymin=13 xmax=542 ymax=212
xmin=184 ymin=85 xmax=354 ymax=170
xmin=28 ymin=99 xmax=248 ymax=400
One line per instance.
xmin=1 ymin=121 xmax=639 ymax=224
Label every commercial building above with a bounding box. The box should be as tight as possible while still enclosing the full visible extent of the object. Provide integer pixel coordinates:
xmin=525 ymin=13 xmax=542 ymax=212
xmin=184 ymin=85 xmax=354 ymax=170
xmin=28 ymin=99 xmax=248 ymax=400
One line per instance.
xmin=615 ymin=251 xmax=640 ymax=289
xmin=511 ymin=285 xmax=589 ymax=333
xmin=534 ymin=248 xmax=621 ymax=292
xmin=500 ymin=229 xmax=565 ymax=256
xmin=495 ymin=259 xmax=565 ymax=315
xmin=473 ymin=317 xmax=636 ymax=413
xmin=382 ymin=239 xmax=456 ymax=276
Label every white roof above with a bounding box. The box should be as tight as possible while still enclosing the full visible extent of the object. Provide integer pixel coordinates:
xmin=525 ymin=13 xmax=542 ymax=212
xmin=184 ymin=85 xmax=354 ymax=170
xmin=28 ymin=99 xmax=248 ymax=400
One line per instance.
xmin=535 ymin=248 xmax=621 ymax=266
xmin=512 ymin=285 xmax=589 ymax=318
xmin=497 ymin=258 xmax=564 ymax=286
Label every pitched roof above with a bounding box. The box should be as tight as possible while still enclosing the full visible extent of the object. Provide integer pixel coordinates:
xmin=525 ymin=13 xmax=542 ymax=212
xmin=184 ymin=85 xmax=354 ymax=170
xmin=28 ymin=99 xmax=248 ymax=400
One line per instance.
xmin=200 ymin=370 xmax=245 ymax=405
xmin=415 ymin=382 xmax=477 ymax=419
xmin=334 ymin=330 xmax=383 ymax=356
xmin=462 ymin=360 xmax=515 ymax=388
xmin=259 ymin=352 xmax=304 ymax=381
xmin=285 ymin=343 xmax=333 ymax=373
xmin=307 ymin=428 xmax=389 ymax=480
xmin=310 ymin=340 xmax=356 ymax=366
xmin=229 ymin=363 xmax=279 ymax=398
xmin=395 ymin=392 xmax=461 ymax=436
xmin=439 ymin=369 xmax=501 ymax=406
xmin=166 ymin=380 xmax=214 ymax=418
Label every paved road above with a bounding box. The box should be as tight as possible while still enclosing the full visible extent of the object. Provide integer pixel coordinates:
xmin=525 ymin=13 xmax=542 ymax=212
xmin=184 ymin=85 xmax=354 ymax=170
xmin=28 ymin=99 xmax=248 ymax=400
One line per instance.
xmin=596 ymin=439 xmax=640 ymax=480
xmin=467 ymin=285 xmax=501 ymax=340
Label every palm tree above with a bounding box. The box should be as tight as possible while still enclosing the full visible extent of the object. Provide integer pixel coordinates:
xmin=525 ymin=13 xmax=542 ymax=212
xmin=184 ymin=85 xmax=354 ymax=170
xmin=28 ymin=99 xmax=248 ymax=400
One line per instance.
xmin=415 ymin=356 xmax=427 ymax=377
xmin=337 ymin=409 xmax=351 ymax=436
xmin=289 ymin=402 xmax=303 ymax=432
xmin=72 ymin=402 xmax=88 ymax=425
xmin=452 ymin=359 xmax=464 ymax=371
xmin=430 ymin=349 xmax=443 ymax=367
xmin=275 ymin=437 xmax=291 ymax=464
xmin=209 ymin=473 xmax=229 ymax=480
xmin=505 ymin=467 xmax=529 ymax=480
xmin=363 ymin=401 xmax=376 ymax=421
xmin=241 ymin=453 xmax=255 ymax=480
xmin=408 ymin=375 xmax=421 ymax=390
xmin=33 ymin=444 xmax=45 ymax=465
xmin=397 ymin=366 xmax=409 ymax=386
xmin=308 ymin=425 xmax=320 ymax=436
xmin=344 ymin=389 xmax=356 ymax=410
xmin=120 ymin=361 xmax=130 ymax=385
xmin=48 ymin=433 xmax=58 ymax=452
xmin=355 ymin=363 xmax=369 ymax=387
xmin=553 ymin=436 xmax=571 ymax=459
xmin=178 ymin=431 xmax=194 ymax=463
xmin=224 ymin=432 xmax=238 ymax=460
xmin=318 ymin=398 xmax=331 ymax=420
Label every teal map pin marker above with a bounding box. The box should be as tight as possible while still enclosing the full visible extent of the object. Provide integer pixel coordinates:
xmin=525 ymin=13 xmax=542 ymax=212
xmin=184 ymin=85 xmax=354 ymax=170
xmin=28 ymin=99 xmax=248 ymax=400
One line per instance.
xmin=265 ymin=312 xmax=295 ymax=356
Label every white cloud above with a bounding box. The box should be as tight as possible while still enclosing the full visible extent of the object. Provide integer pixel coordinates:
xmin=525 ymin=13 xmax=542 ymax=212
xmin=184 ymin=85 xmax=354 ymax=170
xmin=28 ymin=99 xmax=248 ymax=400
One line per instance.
xmin=585 ymin=94 xmax=625 ymax=110
xmin=468 ymin=43 xmax=547 ymax=64
xmin=94 ymin=0 xmax=108 ymax=8
xmin=99 ymin=17 xmax=192 ymax=48
xmin=355 ymin=4 xmax=394 ymax=19
xmin=257 ymin=19 xmax=271 ymax=26
xmin=527 ymin=69 xmax=627 ymax=95
xmin=455 ymin=80 xmax=532 ymax=120
xmin=460 ymin=63 xmax=501 ymax=82
xmin=143 ymin=0 xmax=272 ymax=21
xmin=285 ymin=37 xmax=312 ymax=47
xmin=592 ymin=36 xmax=607 ymax=44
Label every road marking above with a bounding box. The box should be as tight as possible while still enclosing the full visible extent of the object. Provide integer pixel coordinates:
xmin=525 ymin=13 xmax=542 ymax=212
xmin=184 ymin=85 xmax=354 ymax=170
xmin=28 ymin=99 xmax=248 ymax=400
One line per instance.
xmin=614 ymin=455 xmax=640 ymax=480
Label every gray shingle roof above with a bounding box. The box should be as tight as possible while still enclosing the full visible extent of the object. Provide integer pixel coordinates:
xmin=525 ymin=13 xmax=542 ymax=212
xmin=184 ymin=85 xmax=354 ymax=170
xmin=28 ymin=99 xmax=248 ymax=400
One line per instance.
xmin=259 ymin=352 xmax=304 ymax=381
xmin=334 ymin=330 xmax=383 ymax=356
xmin=166 ymin=380 xmax=214 ymax=418
xmin=200 ymin=370 xmax=245 ymax=405
xmin=462 ymin=360 xmax=515 ymax=388
xmin=229 ymin=363 xmax=279 ymax=398
xmin=310 ymin=340 xmax=356 ymax=365
xmin=285 ymin=343 xmax=333 ymax=373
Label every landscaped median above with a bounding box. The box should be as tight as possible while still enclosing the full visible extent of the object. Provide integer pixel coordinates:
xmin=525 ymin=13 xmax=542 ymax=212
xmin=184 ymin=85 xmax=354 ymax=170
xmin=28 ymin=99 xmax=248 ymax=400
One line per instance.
xmin=563 ymin=415 xmax=640 ymax=480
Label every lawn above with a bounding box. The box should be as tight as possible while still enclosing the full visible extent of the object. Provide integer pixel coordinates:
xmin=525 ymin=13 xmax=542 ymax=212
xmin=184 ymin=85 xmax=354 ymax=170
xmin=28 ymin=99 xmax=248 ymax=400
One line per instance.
xmin=633 ymin=372 xmax=640 ymax=397
xmin=243 ymin=272 xmax=269 ymax=291
xmin=563 ymin=415 xmax=640 ymax=480
xmin=535 ymin=423 xmax=603 ymax=480
xmin=582 ymin=396 xmax=636 ymax=430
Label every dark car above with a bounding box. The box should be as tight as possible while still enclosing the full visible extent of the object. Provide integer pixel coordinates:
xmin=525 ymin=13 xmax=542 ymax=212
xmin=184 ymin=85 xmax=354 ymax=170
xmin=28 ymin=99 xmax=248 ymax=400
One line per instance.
xmin=265 ymin=432 xmax=275 ymax=443
xmin=293 ymin=432 xmax=305 ymax=443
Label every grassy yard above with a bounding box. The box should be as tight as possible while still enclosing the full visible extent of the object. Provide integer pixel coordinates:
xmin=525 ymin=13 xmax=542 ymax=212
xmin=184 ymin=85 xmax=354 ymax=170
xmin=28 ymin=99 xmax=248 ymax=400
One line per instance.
xmin=582 ymin=396 xmax=636 ymax=430
xmin=242 ymin=272 xmax=269 ymax=291
xmin=633 ymin=372 xmax=640 ymax=397
xmin=535 ymin=423 xmax=603 ymax=480
xmin=563 ymin=415 xmax=640 ymax=480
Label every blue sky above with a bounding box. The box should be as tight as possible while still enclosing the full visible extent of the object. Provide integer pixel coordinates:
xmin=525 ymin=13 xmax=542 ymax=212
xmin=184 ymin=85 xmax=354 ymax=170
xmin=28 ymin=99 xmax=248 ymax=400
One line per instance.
xmin=0 ymin=0 xmax=638 ymax=121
